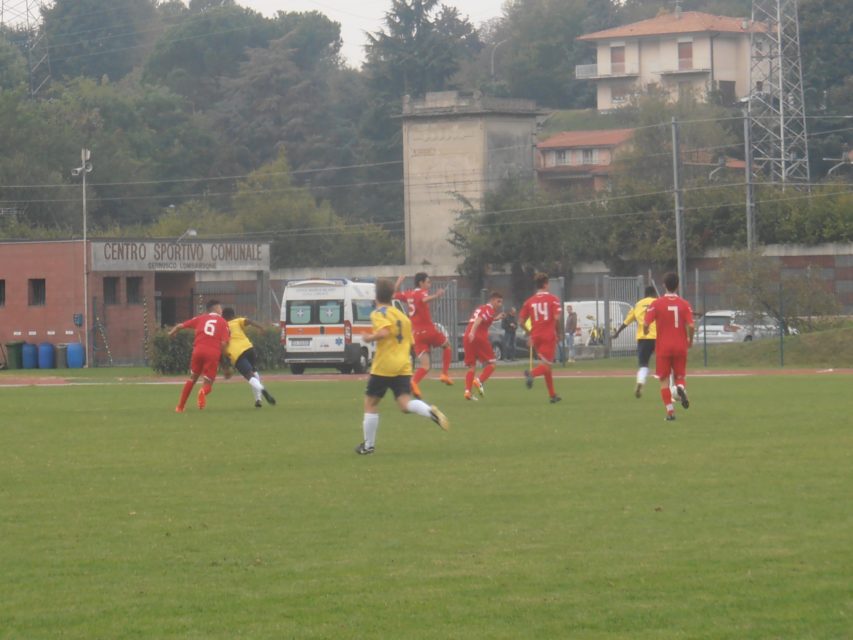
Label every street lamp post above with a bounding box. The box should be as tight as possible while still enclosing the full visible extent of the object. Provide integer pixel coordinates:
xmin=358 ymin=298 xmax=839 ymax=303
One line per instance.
xmin=72 ymin=148 xmax=93 ymax=366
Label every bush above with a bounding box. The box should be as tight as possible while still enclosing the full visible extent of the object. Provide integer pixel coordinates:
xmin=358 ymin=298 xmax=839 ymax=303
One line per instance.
xmin=150 ymin=329 xmax=194 ymax=375
xmin=149 ymin=327 xmax=284 ymax=375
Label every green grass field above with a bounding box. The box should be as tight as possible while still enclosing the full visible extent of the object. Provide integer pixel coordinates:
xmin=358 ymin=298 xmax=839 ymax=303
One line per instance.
xmin=1 ymin=373 xmax=851 ymax=639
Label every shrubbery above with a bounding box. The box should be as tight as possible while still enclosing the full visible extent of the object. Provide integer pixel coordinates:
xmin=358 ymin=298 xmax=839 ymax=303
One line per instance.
xmin=149 ymin=327 xmax=284 ymax=375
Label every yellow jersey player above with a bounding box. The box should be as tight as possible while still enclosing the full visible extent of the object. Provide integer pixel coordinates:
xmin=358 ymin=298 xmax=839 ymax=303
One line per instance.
xmin=613 ymin=286 xmax=658 ymax=398
xmin=222 ymin=307 xmax=276 ymax=408
xmin=355 ymin=278 xmax=449 ymax=455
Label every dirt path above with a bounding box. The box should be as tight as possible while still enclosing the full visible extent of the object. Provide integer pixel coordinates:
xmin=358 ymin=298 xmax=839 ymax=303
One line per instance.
xmin=1 ymin=367 xmax=851 ymax=387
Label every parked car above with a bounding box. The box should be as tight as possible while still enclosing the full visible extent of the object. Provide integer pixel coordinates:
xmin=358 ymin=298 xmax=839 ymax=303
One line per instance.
xmin=694 ymin=310 xmax=781 ymax=344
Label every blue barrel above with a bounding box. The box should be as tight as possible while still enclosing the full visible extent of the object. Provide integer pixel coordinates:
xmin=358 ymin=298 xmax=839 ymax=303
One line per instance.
xmin=38 ymin=342 xmax=55 ymax=369
xmin=22 ymin=343 xmax=38 ymax=369
xmin=66 ymin=342 xmax=85 ymax=369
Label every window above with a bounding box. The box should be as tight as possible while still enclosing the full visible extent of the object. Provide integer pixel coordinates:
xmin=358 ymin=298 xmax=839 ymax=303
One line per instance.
xmin=556 ymin=150 xmax=568 ymax=165
xmin=611 ymin=84 xmax=631 ymax=103
xmin=318 ymin=301 xmax=343 ymax=324
xmin=104 ymin=277 xmax=119 ymax=305
xmin=718 ymin=80 xmax=736 ymax=105
xmin=126 ymin=277 xmax=143 ymax=304
xmin=287 ymin=301 xmax=313 ymax=325
xmin=582 ymin=149 xmax=595 ymax=164
xmin=352 ymin=300 xmax=375 ymax=323
xmin=610 ymin=45 xmax=625 ymax=74
xmin=0 ymin=279 xmax=4 ymax=306
xmin=678 ymin=41 xmax=693 ymax=70
xmin=28 ymin=278 xmax=46 ymax=306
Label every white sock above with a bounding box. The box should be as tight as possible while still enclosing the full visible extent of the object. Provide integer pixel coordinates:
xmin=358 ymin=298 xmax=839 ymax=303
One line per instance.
xmin=249 ymin=375 xmax=263 ymax=401
xmin=637 ymin=367 xmax=648 ymax=385
xmin=406 ymin=398 xmax=432 ymax=418
xmin=363 ymin=413 xmax=379 ymax=448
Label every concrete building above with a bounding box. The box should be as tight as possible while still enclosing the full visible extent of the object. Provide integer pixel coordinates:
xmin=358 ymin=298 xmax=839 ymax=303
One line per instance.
xmin=576 ymin=11 xmax=759 ymax=111
xmin=536 ymin=128 xmax=635 ymax=192
xmin=0 ymin=239 xmax=270 ymax=366
xmin=401 ymin=91 xmax=542 ymax=269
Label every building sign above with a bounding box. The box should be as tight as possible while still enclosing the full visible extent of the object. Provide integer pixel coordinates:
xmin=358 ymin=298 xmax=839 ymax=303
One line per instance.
xmin=91 ymin=241 xmax=270 ymax=272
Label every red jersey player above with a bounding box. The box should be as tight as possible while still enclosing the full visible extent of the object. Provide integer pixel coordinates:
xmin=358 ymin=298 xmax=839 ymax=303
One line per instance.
xmin=462 ymin=291 xmax=504 ymax=401
xmin=519 ymin=272 xmax=562 ymax=403
xmin=643 ymin=272 xmax=694 ymax=421
xmin=393 ymin=272 xmax=453 ymax=398
xmin=168 ymin=299 xmax=231 ymax=412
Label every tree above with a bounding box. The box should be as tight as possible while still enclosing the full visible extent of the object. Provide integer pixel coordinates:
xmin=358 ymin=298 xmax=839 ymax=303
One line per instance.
xmin=365 ymin=0 xmax=481 ymax=98
xmin=450 ymin=177 xmax=600 ymax=297
xmin=492 ymin=0 xmax=616 ymax=108
xmin=0 ymin=32 xmax=28 ymax=91
xmin=719 ymin=249 xmax=839 ymax=332
xmin=42 ymin=0 xmax=159 ymax=81
xmin=142 ymin=3 xmax=278 ymax=109
xmin=232 ymin=152 xmax=401 ymax=268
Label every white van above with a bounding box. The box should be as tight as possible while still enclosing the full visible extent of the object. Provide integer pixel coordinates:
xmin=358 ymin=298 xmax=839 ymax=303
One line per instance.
xmin=564 ymin=300 xmax=634 ymax=353
xmin=280 ymin=279 xmax=378 ymax=374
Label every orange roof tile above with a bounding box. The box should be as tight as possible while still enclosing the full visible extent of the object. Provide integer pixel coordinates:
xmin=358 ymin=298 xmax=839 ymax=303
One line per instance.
xmin=578 ymin=11 xmax=755 ymax=41
xmin=538 ymin=129 xmax=635 ymax=150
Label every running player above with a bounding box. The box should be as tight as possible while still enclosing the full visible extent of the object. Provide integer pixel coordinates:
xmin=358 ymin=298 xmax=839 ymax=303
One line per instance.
xmin=394 ymin=272 xmax=453 ymax=398
xmin=643 ymin=272 xmax=694 ymax=421
xmin=168 ymin=299 xmax=230 ymax=412
xmin=613 ymin=285 xmax=658 ymax=398
xmin=355 ymin=278 xmax=449 ymax=455
xmin=221 ymin=307 xmax=276 ymax=408
xmin=519 ymin=272 xmax=562 ymax=404
xmin=462 ymin=291 xmax=504 ymax=401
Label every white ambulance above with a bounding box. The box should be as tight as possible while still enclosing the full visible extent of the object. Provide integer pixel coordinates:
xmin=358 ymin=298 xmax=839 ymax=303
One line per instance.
xmin=279 ymin=279 xmax=378 ymax=374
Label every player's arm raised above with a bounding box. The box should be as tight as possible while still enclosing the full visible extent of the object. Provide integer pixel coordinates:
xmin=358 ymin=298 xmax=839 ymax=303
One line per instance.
xmin=423 ymin=288 xmax=445 ymax=303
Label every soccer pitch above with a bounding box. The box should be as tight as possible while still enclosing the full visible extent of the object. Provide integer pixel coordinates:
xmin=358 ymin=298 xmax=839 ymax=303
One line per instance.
xmin=1 ymin=373 xmax=851 ymax=639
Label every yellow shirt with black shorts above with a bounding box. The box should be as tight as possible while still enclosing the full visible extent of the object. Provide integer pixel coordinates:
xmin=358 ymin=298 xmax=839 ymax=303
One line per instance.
xmin=624 ymin=297 xmax=657 ymax=341
xmin=623 ymin=296 xmax=657 ymax=367
xmin=226 ymin=318 xmax=254 ymax=364
xmin=366 ymin=304 xmax=414 ymax=399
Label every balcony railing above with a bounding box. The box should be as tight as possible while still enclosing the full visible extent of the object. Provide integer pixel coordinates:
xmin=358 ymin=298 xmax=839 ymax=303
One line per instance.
xmin=575 ymin=64 xmax=599 ymax=79
xmin=575 ymin=64 xmax=639 ymax=79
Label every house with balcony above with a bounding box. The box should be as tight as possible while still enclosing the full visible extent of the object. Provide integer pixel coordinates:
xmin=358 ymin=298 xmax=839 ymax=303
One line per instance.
xmin=576 ymin=10 xmax=759 ymax=111
xmin=536 ymin=128 xmax=635 ymax=192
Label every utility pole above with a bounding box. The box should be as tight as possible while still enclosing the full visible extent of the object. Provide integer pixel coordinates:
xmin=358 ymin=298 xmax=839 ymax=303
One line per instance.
xmin=671 ymin=117 xmax=686 ymax=292
xmin=744 ymin=109 xmax=756 ymax=249
xmin=72 ymin=149 xmax=93 ymax=367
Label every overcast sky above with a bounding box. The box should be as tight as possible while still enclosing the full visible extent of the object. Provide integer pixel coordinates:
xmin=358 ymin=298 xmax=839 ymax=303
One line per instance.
xmin=238 ymin=0 xmax=506 ymax=67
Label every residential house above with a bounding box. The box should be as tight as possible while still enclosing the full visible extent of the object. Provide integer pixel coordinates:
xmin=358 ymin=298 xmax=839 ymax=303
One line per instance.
xmin=536 ymin=128 xmax=635 ymax=192
xmin=576 ymin=10 xmax=759 ymax=111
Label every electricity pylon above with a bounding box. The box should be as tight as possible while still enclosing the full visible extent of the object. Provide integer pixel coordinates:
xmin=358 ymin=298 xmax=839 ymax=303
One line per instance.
xmin=0 ymin=0 xmax=50 ymax=97
xmin=748 ymin=0 xmax=810 ymax=187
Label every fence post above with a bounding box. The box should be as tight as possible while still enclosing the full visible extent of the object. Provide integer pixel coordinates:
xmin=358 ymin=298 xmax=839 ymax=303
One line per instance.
xmin=779 ymin=282 xmax=784 ymax=367
xmin=603 ymin=275 xmax=611 ymax=357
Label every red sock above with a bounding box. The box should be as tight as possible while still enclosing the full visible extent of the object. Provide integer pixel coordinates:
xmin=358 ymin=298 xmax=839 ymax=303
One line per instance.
xmin=660 ymin=386 xmax=672 ymax=406
xmin=544 ymin=368 xmax=555 ymax=397
xmin=465 ymin=369 xmax=475 ymax=392
xmin=177 ymin=380 xmax=194 ymax=409
xmin=441 ymin=348 xmax=451 ymax=375
xmin=202 ymin=381 xmax=213 ymax=396
xmin=413 ymin=367 xmax=428 ymax=384
xmin=531 ymin=364 xmax=548 ymax=378
xmin=480 ymin=364 xmax=496 ymax=384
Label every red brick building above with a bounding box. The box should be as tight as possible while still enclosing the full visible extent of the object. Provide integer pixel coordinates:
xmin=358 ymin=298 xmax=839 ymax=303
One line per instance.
xmin=0 ymin=239 xmax=270 ymax=366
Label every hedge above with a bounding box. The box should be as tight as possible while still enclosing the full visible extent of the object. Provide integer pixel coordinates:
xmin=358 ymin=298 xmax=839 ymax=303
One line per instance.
xmin=150 ymin=327 xmax=285 ymax=375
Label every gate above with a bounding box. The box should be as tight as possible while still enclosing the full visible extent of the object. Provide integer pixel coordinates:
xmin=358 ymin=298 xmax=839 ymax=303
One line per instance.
xmin=603 ymin=275 xmax=645 ymax=356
